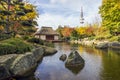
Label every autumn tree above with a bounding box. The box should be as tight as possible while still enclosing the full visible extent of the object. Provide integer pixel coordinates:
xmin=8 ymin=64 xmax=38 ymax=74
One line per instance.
xmin=99 ymin=0 xmax=120 ymax=36
xmin=56 ymin=25 xmax=74 ymax=41
xmin=61 ymin=26 xmax=74 ymax=40
xmin=75 ymin=26 xmax=86 ymax=39
xmin=0 ymin=0 xmax=38 ymax=35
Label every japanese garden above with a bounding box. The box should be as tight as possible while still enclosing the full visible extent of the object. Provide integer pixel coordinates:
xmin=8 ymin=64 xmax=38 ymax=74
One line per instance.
xmin=0 ymin=0 xmax=120 ymax=80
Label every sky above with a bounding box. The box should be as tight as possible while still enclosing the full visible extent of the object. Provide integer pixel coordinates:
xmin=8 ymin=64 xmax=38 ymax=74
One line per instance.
xmin=28 ymin=0 xmax=102 ymax=29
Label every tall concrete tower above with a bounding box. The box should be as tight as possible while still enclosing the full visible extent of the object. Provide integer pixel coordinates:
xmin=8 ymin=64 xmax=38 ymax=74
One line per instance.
xmin=80 ymin=7 xmax=84 ymax=24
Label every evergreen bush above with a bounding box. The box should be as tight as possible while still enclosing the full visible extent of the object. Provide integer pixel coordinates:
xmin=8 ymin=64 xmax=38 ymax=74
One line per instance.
xmin=0 ymin=38 xmax=33 ymax=55
xmin=27 ymin=37 xmax=44 ymax=45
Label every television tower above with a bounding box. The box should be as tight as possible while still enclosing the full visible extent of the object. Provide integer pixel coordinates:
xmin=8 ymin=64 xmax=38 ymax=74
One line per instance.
xmin=80 ymin=7 xmax=84 ymax=24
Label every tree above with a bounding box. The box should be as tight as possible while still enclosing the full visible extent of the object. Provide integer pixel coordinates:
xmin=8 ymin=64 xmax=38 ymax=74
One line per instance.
xmin=56 ymin=25 xmax=63 ymax=39
xmin=0 ymin=0 xmax=38 ymax=35
xmin=75 ymin=26 xmax=86 ymax=39
xmin=99 ymin=0 xmax=120 ymax=36
xmin=71 ymin=29 xmax=79 ymax=40
xmin=61 ymin=26 xmax=74 ymax=37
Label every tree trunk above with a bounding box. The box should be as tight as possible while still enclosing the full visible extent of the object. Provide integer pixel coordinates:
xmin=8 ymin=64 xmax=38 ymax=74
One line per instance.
xmin=5 ymin=0 xmax=10 ymax=33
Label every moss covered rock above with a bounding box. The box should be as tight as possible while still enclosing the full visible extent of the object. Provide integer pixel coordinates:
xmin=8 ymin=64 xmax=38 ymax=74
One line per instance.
xmin=65 ymin=51 xmax=85 ymax=66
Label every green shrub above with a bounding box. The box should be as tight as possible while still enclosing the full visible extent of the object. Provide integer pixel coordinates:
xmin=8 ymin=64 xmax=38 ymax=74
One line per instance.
xmin=0 ymin=38 xmax=33 ymax=55
xmin=22 ymin=35 xmax=29 ymax=40
xmin=88 ymin=36 xmax=95 ymax=40
xmin=0 ymin=43 xmax=16 ymax=55
xmin=109 ymin=36 xmax=120 ymax=42
xmin=95 ymin=36 xmax=105 ymax=40
xmin=118 ymin=37 xmax=120 ymax=42
xmin=0 ymin=33 xmax=11 ymax=41
xmin=27 ymin=37 xmax=44 ymax=45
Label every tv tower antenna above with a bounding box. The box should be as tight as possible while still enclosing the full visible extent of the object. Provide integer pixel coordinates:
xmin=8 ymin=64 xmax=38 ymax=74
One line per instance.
xmin=80 ymin=7 xmax=84 ymax=24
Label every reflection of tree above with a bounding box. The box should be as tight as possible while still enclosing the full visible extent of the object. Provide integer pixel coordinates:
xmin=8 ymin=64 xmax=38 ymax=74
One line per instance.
xmin=101 ymin=49 xmax=120 ymax=80
xmin=78 ymin=46 xmax=84 ymax=54
xmin=70 ymin=43 xmax=79 ymax=51
xmin=83 ymin=46 xmax=104 ymax=56
xmin=62 ymin=43 xmax=71 ymax=51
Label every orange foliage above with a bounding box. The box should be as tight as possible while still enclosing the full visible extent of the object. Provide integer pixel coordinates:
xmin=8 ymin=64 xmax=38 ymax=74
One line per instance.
xmin=0 ymin=26 xmax=4 ymax=30
xmin=85 ymin=27 xmax=94 ymax=36
xmin=61 ymin=26 xmax=74 ymax=37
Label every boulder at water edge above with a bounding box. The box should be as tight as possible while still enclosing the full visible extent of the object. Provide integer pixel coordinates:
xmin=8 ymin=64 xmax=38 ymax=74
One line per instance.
xmin=108 ymin=42 xmax=120 ymax=49
xmin=65 ymin=51 xmax=85 ymax=74
xmin=0 ymin=54 xmax=17 ymax=80
xmin=95 ymin=42 xmax=108 ymax=49
xmin=10 ymin=47 xmax=44 ymax=76
xmin=43 ymin=46 xmax=57 ymax=56
xmin=0 ymin=65 xmax=11 ymax=79
xmin=65 ymin=51 xmax=84 ymax=66
xmin=59 ymin=54 xmax=67 ymax=61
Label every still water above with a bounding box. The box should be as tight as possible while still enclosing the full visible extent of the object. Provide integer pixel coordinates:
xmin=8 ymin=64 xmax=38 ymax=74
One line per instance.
xmin=35 ymin=43 xmax=120 ymax=80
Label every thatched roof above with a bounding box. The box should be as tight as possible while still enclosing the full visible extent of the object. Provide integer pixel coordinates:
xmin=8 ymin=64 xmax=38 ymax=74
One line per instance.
xmin=35 ymin=26 xmax=59 ymax=35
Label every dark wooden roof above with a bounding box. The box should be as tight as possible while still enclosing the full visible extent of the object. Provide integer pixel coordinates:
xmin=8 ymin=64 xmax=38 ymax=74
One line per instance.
xmin=35 ymin=26 xmax=59 ymax=35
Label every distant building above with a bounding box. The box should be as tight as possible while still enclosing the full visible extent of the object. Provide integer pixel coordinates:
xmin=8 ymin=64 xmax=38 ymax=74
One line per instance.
xmin=35 ymin=27 xmax=59 ymax=41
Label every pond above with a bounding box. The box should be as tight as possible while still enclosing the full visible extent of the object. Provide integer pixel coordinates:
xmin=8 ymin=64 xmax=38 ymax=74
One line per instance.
xmin=35 ymin=43 xmax=120 ymax=80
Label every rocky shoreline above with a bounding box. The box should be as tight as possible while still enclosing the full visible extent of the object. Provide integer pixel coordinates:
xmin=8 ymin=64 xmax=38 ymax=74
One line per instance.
xmin=71 ymin=40 xmax=120 ymax=50
xmin=0 ymin=46 xmax=57 ymax=80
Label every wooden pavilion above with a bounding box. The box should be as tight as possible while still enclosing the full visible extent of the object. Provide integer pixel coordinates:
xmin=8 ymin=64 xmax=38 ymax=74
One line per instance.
xmin=35 ymin=27 xmax=59 ymax=41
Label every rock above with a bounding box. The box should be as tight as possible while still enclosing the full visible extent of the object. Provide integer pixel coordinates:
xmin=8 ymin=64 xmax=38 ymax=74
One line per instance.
xmin=10 ymin=53 xmax=37 ymax=76
xmin=65 ymin=51 xmax=85 ymax=67
xmin=0 ymin=54 xmax=18 ymax=68
xmin=32 ymin=48 xmax=44 ymax=62
xmin=0 ymin=54 xmax=17 ymax=80
xmin=0 ymin=65 xmax=10 ymax=80
xmin=65 ymin=51 xmax=85 ymax=74
xmin=0 ymin=46 xmax=57 ymax=79
xmin=43 ymin=46 xmax=57 ymax=56
xmin=59 ymin=54 xmax=67 ymax=61
xmin=95 ymin=42 xmax=108 ymax=49
xmin=10 ymin=47 xmax=44 ymax=76
xmin=108 ymin=42 xmax=120 ymax=49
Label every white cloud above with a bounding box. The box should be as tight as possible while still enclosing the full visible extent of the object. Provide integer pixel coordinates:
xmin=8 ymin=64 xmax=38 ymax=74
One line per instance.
xmin=36 ymin=13 xmax=101 ymax=30
xmin=50 ymin=0 xmax=67 ymax=4
xmin=33 ymin=0 xmax=102 ymax=29
xmin=36 ymin=13 xmax=80 ymax=30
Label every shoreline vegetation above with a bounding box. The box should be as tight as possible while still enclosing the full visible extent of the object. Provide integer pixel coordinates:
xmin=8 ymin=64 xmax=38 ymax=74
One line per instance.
xmin=70 ymin=39 xmax=120 ymax=50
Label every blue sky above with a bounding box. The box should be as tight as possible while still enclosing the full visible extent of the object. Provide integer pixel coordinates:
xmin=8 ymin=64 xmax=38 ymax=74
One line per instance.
xmin=28 ymin=0 xmax=102 ymax=29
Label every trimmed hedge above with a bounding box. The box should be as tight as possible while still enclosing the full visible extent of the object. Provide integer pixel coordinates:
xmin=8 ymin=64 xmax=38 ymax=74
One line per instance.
xmin=27 ymin=37 xmax=44 ymax=45
xmin=0 ymin=38 xmax=33 ymax=55
xmin=27 ymin=37 xmax=54 ymax=47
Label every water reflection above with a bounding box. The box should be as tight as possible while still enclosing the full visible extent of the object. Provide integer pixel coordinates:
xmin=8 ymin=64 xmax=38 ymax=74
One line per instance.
xmin=100 ymin=49 xmax=120 ymax=80
xmin=65 ymin=63 xmax=84 ymax=75
xmin=35 ymin=43 xmax=120 ymax=80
